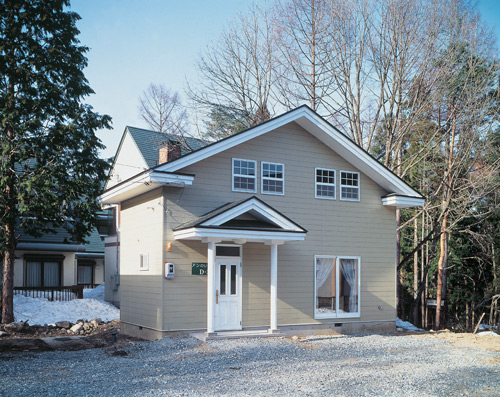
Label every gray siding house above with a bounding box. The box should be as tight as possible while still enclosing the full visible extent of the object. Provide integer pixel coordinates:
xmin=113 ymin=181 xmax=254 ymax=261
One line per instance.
xmin=101 ymin=106 xmax=424 ymax=340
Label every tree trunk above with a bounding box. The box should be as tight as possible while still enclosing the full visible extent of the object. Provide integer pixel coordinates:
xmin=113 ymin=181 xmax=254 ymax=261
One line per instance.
xmin=1 ymin=119 xmax=17 ymax=323
xmin=413 ymin=216 xmax=419 ymax=326
xmin=421 ymin=211 xmax=426 ymax=328
xmin=1 ymin=229 xmax=15 ymax=324
xmin=435 ymin=216 xmax=447 ymax=329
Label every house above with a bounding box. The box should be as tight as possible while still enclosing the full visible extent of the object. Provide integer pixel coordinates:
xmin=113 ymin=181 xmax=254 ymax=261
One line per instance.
xmin=102 ymin=126 xmax=206 ymax=307
xmin=13 ymin=217 xmax=108 ymax=293
xmin=100 ymin=106 xmax=424 ymax=340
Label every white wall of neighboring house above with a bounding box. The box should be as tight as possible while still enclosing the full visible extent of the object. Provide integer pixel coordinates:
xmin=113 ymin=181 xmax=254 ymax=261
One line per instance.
xmin=106 ymin=131 xmax=148 ymax=189
xmin=13 ymin=251 xmax=77 ymax=287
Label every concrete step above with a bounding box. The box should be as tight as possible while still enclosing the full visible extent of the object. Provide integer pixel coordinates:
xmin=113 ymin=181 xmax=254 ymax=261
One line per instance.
xmin=191 ymin=329 xmax=281 ymax=342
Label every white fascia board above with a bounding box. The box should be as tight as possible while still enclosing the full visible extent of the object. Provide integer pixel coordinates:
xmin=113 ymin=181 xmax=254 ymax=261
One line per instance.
xmin=382 ymin=195 xmax=425 ymax=209
xmin=295 ymin=113 xmax=423 ymax=198
xmin=201 ymin=198 xmax=303 ymax=231
xmin=156 ymin=106 xmax=421 ymax=199
xmin=157 ymin=107 xmax=311 ymax=173
xmin=99 ymin=171 xmax=194 ymax=205
xmin=173 ymin=227 xmax=306 ymax=242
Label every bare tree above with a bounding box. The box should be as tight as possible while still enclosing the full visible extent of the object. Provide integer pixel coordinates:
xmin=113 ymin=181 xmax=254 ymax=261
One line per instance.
xmin=138 ymin=83 xmax=188 ymax=135
xmin=188 ymin=4 xmax=277 ymax=133
xmin=272 ymin=0 xmax=334 ymax=112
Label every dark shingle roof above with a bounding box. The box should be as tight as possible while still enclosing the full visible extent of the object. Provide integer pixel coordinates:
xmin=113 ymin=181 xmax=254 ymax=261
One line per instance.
xmin=17 ymin=226 xmax=104 ymax=253
xmin=127 ymin=126 xmax=206 ymax=169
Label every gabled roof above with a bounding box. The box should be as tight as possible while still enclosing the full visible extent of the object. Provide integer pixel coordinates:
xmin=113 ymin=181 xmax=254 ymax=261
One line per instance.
xmin=175 ymin=196 xmax=307 ymax=233
xmin=126 ymin=126 xmax=206 ymax=168
xmin=154 ymin=105 xmax=423 ymax=201
xmin=173 ymin=196 xmax=307 ymax=243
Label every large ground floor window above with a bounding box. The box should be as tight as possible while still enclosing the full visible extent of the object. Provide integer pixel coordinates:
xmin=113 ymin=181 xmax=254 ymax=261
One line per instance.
xmin=315 ymin=255 xmax=360 ymax=319
xmin=25 ymin=255 xmax=63 ymax=287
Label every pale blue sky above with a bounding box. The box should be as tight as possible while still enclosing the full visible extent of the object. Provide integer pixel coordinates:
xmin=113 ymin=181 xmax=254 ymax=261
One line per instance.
xmin=70 ymin=0 xmax=500 ymax=159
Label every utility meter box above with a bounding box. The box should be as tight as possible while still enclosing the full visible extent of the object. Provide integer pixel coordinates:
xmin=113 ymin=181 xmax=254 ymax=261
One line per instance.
xmin=165 ymin=262 xmax=175 ymax=279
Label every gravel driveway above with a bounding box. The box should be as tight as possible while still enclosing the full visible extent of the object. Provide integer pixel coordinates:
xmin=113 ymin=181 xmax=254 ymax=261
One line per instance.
xmin=1 ymin=333 xmax=499 ymax=396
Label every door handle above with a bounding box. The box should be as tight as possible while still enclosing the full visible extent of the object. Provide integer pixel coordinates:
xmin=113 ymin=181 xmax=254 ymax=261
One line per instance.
xmin=216 ymin=290 xmax=219 ymax=304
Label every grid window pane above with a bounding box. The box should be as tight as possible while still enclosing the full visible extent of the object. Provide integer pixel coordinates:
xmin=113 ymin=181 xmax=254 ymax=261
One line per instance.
xmin=316 ymin=168 xmax=336 ymax=199
xmin=233 ymin=159 xmax=256 ymax=192
xmin=262 ymin=162 xmax=284 ymax=194
xmin=340 ymin=171 xmax=359 ymax=200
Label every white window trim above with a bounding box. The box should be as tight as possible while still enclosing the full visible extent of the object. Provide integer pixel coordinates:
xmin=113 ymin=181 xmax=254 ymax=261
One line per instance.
xmin=314 ymin=255 xmax=361 ymax=319
xmin=339 ymin=170 xmax=360 ymax=202
xmin=315 ymin=167 xmax=336 ymax=200
xmin=139 ymin=253 xmax=149 ymax=271
xmin=232 ymin=158 xmax=257 ymax=193
xmin=261 ymin=161 xmax=285 ymax=196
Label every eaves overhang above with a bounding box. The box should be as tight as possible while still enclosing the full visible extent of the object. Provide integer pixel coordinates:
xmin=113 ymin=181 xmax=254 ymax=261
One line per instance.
xmin=381 ymin=194 xmax=425 ymax=209
xmin=99 ymin=170 xmax=195 ymax=205
xmin=173 ymin=227 xmax=307 ymax=243
xmin=154 ymin=105 xmax=424 ymax=200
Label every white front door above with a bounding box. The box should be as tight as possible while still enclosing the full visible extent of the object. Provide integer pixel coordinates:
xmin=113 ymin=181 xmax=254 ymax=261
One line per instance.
xmin=215 ymin=258 xmax=242 ymax=331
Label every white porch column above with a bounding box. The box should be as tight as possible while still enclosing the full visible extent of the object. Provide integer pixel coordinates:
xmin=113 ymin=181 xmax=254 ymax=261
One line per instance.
xmin=207 ymin=241 xmax=216 ymax=334
xmin=270 ymin=242 xmax=278 ymax=331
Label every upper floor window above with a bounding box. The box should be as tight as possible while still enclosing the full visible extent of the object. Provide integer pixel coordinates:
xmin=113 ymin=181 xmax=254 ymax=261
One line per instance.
xmin=315 ymin=168 xmax=336 ymax=199
xmin=261 ymin=162 xmax=284 ymax=195
xmin=232 ymin=159 xmax=257 ymax=193
xmin=340 ymin=171 xmax=360 ymax=201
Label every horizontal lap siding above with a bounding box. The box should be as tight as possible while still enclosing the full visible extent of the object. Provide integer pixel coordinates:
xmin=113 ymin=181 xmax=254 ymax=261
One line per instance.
xmin=120 ymin=189 xmax=164 ymax=330
xmin=160 ymin=121 xmax=396 ymax=329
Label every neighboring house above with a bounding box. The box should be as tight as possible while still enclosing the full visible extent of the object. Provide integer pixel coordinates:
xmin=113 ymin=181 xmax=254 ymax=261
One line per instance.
xmin=13 ymin=217 xmax=108 ymax=291
xmin=100 ymin=106 xmax=424 ymax=340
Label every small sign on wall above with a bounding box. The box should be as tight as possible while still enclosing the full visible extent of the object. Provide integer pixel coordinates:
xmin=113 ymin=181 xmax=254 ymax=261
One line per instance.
xmin=192 ymin=262 xmax=208 ymax=275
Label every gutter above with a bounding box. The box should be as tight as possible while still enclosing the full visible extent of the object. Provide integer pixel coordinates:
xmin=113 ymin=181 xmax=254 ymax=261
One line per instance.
xmin=16 ymin=242 xmax=86 ymax=252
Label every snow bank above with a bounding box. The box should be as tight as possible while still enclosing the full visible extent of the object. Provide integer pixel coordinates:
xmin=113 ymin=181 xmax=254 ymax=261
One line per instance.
xmin=396 ymin=318 xmax=424 ymax=331
xmin=13 ymin=291 xmax=119 ymax=326
xmin=477 ymin=331 xmax=500 ymax=337
xmin=83 ymin=283 xmax=105 ymax=300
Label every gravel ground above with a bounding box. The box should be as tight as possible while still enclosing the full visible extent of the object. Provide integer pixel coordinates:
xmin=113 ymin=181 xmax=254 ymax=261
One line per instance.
xmin=0 ymin=333 xmax=499 ymax=396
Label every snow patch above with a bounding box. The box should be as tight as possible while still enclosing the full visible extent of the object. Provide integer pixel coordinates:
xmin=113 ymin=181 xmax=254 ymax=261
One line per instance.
xmin=396 ymin=318 xmax=424 ymax=332
xmin=477 ymin=331 xmax=499 ymax=337
xmin=14 ymin=287 xmax=119 ymax=326
xmin=83 ymin=283 xmax=105 ymax=300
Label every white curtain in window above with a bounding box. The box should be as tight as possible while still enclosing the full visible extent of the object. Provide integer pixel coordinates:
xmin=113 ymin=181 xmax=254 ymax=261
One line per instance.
xmin=316 ymin=257 xmax=334 ymax=288
xmin=341 ymin=259 xmax=358 ymax=312
xmin=26 ymin=261 xmax=42 ymax=287
xmin=44 ymin=262 xmax=60 ymax=287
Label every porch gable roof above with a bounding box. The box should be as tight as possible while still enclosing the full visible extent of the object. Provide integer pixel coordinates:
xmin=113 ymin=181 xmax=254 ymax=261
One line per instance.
xmin=173 ymin=196 xmax=307 ymax=242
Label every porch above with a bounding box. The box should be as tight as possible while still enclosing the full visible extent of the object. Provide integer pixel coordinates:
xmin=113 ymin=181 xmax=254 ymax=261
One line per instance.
xmin=173 ymin=196 xmax=307 ymax=336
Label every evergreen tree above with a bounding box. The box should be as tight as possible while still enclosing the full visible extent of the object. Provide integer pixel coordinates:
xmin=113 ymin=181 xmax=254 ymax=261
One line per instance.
xmin=0 ymin=0 xmax=110 ymax=323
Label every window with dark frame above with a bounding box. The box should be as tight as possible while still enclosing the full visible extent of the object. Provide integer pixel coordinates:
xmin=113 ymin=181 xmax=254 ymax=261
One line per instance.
xmin=25 ymin=256 xmax=63 ymax=287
